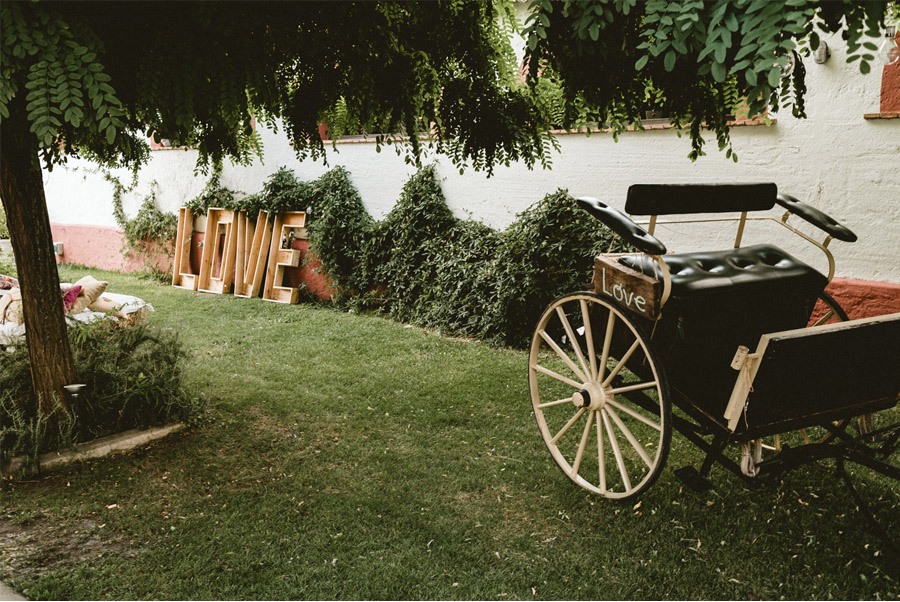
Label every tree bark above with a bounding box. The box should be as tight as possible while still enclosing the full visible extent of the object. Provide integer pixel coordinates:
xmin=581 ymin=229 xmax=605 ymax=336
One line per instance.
xmin=0 ymin=93 xmax=75 ymax=416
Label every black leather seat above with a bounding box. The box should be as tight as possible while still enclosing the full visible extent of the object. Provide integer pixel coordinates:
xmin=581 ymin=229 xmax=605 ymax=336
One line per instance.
xmin=618 ymin=244 xmax=828 ymax=300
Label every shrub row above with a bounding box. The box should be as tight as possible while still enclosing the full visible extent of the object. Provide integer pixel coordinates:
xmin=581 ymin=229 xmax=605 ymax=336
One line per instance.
xmin=223 ymin=165 xmax=626 ymax=348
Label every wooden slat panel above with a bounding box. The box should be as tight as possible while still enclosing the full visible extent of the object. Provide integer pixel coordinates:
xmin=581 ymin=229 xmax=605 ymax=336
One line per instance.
xmin=198 ymin=208 xmax=238 ymax=294
xmin=172 ymin=208 xmax=198 ymax=290
xmin=731 ymin=313 xmax=900 ymax=434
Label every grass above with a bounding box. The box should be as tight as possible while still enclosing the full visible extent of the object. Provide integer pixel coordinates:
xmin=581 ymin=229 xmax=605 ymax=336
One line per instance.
xmin=1 ymin=265 xmax=897 ymax=600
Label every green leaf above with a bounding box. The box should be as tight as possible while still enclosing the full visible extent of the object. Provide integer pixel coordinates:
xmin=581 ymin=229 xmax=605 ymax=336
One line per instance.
xmin=634 ymin=54 xmax=649 ymax=70
xmin=767 ymin=68 xmax=781 ymax=88
xmin=714 ymin=44 xmax=726 ymax=63
xmin=725 ymin=12 xmax=739 ymax=32
xmin=746 ymin=69 xmax=758 ymax=87
xmin=106 ymin=125 xmax=116 ymax=144
xmin=735 ymin=43 xmax=758 ymax=61
xmin=711 ymin=61 xmax=726 ymax=82
xmin=664 ymin=50 xmax=676 ymax=71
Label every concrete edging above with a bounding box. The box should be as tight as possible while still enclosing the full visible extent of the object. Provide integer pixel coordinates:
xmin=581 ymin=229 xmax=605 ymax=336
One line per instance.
xmin=5 ymin=423 xmax=185 ymax=477
xmin=0 ymin=580 xmax=26 ymax=601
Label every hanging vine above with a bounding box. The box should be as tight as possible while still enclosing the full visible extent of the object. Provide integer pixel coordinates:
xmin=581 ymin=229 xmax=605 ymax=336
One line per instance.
xmin=105 ymin=172 xmax=177 ymax=280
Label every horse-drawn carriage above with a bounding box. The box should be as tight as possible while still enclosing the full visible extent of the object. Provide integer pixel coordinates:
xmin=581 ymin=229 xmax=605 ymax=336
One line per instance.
xmin=528 ymin=183 xmax=899 ymax=505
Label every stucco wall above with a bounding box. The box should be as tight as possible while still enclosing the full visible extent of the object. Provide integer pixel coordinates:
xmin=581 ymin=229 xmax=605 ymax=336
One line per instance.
xmin=41 ymin=35 xmax=898 ymax=285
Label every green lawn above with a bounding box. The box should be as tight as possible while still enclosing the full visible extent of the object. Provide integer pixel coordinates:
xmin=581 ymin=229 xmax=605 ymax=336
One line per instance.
xmin=2 ymin=266 xmax=897 ymax=599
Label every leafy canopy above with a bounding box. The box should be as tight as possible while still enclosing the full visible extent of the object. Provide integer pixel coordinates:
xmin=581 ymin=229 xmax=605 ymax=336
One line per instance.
xmin=524 ymin=0 xmax=896 ymax=160
xmin=1 ymin=1 xmax=896 ymax=172
xmin=1 ymin=0 xmax=551 ymax=174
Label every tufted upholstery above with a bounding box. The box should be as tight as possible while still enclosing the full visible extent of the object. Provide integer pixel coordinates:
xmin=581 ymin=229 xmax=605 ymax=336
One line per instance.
xmin=618 ymin=243 xmax=828 ymax=300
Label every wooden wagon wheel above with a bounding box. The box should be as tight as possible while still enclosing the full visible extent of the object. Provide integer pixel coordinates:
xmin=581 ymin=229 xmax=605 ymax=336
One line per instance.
xmin=529 ymin=292 xmax=671 ymax=500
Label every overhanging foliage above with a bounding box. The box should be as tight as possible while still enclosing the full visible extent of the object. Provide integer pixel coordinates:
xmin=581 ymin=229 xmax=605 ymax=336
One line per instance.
xmin=525 ymin=0 xmax=896 ymax=160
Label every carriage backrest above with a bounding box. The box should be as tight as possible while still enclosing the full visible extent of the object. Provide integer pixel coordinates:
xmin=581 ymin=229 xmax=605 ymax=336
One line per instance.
xmin=625 ymin=183 xmax=778 ymax=216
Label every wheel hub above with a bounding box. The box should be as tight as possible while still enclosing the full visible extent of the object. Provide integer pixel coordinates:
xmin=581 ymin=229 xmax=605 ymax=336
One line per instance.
xmin=572 ymin=382 xmax=607 ymax=411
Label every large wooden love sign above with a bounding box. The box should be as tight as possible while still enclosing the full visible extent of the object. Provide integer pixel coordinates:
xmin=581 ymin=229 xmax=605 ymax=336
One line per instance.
xmin=592 ymin=255 xmax=662 ymax=319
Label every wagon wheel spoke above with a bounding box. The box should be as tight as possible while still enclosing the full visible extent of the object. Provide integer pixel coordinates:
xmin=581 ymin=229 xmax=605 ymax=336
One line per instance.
xmin=555 ymin=306 xmax=591 ymax=382
xmin=602 ymin=408 xmax=633 ymax=492
xmin=597 ymin=311 xmax=616 ymax=382
xmin=602 ymin=339 xmax=641 ymax=388
xmin=608 ymin=380 xmax=658 ymax=396
xmin=811 ymin=308 xmax=835 ymax=327
xmin=604 ymin=405 xmax=653 ymax=468
xmin=533 ymin=364 xmax=583 ymax=390
xmin=550 ymin=407 xmax=587 ymax=445
xmin=571 ymin=410 xmax=594 ymax=477
xmin=605 ymin=397 xmax=663 ymax=432
xmin=539 ymin=330 xmax=588 ymax=383
xmin=537 ymin=397 xmax=577 ymax=410
xmin=580 ymin=299 xmax=598 ymax=381
xmin=596 ymin=410 xmax=607 ymax=493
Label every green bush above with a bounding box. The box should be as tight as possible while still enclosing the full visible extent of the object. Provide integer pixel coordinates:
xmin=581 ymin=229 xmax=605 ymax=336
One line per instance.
xmin=307 ymin=164 xmax=627 ymax=347
xmin=305 ymin=167 xmax=374 ymax=301
xmin=0 ymin=321 xmax=202 ymax=469
xmin=107 ymin=174 xmax=179 ymax=281
xmin=0 ymin=204 xmax=8 ymax=238
xmin=486 ymin=189 xmax=628 ymax=347
xmin=365 ymin=165 xmax=461 ymax=322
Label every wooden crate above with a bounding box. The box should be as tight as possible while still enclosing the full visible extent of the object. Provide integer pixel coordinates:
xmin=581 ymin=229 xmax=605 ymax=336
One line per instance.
xmin=197 ymin=208 xmax=238 ymax=294
xmin=592 ymin=254 xmax=662 ymax=319
xmin=262 ymin=211 xmax=307 ymax=304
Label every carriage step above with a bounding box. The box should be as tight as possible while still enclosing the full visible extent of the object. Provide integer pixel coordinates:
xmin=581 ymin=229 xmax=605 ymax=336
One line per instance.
xmin=673 ymin=466 xmax=713 ymax=492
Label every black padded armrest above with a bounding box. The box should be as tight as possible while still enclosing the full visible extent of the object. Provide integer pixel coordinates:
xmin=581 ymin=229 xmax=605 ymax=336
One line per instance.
xmin=576 ymin=197 xmax=667 ymax=255
xmin=776 ymin=194 xmax=857 ymax=243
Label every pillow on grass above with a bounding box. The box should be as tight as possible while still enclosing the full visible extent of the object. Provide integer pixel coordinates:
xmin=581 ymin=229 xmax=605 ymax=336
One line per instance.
xmin=62 ymin=284 xmax=83 ymax=313
xmin=0 ymin=288 xmax=23 ymax=324
xmin=89 ymin=295 xmax=126 ymax=318
xmin=74 ymin=275 xmax=108 ymax=303
xmin=69 ymin=275 xmax=108 ymax=314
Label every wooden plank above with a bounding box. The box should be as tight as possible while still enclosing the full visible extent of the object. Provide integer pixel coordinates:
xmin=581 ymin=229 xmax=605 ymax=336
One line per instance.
xmin=172 ymin=208 xmax=198 ymax=290
xmin=234 ymin=211 xmax=249 ymax=296
xmin=592 ymin=254 xmax=661 ymax=319
xmin=249 ymin=211 xmax=272 ymax=298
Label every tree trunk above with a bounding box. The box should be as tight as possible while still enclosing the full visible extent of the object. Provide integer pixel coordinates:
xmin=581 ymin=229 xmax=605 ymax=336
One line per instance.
xmin=0 ymin=94 xmax=75 ymax=416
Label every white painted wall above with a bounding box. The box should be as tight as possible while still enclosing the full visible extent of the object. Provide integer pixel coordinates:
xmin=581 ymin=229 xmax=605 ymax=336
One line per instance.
xmin=42 ymin=35 xmax=899 ymax=283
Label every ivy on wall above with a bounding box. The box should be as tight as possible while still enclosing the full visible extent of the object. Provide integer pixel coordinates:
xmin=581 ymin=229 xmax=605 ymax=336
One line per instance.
xmin=255 ymin=164 xmax=628 ymax=348
xmin=106 ymin=173 xmax=177 ymax=280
